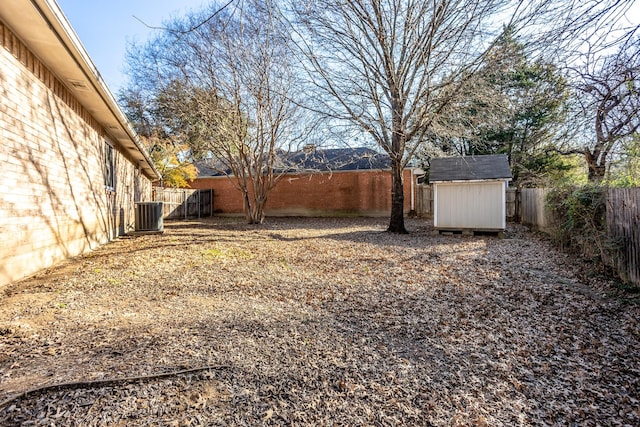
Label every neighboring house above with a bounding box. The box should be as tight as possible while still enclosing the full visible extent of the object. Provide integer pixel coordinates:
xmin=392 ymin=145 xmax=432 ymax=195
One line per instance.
xmin=429 ymin=154 xmax=512 ymax=231
xmin=190 ymin=147 xmax=422 ymax=217
xmin=286 ymin=147 xmax=392 ymax=171
xmin=0 ymin=0 xmax=159 ymax=287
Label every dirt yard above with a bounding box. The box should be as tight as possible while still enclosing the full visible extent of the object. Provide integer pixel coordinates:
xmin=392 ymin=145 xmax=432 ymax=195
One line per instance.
xmin=0 ymin=217 xmax=638 ymax=426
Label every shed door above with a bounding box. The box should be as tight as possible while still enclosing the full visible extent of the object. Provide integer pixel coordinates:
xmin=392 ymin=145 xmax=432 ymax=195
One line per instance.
xmin=435 ymin=181 xmax=505 ymax=229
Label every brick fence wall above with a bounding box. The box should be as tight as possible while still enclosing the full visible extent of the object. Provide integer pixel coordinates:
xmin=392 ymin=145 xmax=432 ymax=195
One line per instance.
xmin=189 ymin=169 xmax=415 ymax=217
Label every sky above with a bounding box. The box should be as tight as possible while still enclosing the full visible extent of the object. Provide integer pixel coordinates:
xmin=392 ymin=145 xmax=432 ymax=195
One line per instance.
xmin=56 ymin=0 xmax=640 ymax=97
xmin=56 ymin=0 xmax=209 ymax=93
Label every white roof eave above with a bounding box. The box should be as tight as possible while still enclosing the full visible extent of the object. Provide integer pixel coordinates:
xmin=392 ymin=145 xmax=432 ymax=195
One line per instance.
xmin=431 ymin=178 xmax=512 ymax=184
xmin=0 ymin=0 xmax=160 ymax=180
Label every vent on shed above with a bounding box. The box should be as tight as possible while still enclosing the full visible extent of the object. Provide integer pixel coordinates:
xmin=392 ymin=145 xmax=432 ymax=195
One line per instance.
xmin=134 ymin=202 xmax=164 ymax=233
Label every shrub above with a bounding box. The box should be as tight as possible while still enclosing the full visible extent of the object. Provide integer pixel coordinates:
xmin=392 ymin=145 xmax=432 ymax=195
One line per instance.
xmin=546 ymin=185 xmax=614 ymax=273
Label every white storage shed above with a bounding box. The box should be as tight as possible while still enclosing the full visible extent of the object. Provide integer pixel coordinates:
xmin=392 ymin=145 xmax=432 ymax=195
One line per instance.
xmin=429 ymin=155 xmax=512 ymax=231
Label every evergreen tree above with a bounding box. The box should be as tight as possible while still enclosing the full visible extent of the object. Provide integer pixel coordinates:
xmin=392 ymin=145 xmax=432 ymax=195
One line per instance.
xmin=423 ymin=28 xmax=570 ymax=186
xmin=473 ymin=28 xmax=569 ymax=184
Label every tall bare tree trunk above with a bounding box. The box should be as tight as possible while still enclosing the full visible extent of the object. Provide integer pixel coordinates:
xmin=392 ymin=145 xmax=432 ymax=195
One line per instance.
xmin=388 ymin=159 xmax=407 ymax=233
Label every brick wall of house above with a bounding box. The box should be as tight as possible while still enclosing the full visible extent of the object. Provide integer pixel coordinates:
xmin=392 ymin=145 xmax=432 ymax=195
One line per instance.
xmin=189 ymin=169 xmax=415 ymax=217
xmin=0 ymin=22 xmax=152 ymax=287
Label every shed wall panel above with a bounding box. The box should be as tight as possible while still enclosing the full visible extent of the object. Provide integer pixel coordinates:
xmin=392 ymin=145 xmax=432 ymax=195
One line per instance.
xmin=434 ymin=181 xmax=505 ymax=230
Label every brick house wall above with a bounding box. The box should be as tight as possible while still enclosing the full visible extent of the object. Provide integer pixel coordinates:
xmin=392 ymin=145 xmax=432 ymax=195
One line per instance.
xmin=188 ymin=169 xmax=415 ymax=217
xmin=0 ymin=22 xmax=153 ymax=287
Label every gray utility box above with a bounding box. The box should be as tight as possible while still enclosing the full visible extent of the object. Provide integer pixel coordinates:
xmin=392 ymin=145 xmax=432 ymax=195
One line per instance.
xmin=134 ymin=201 xmax=164 ymax=233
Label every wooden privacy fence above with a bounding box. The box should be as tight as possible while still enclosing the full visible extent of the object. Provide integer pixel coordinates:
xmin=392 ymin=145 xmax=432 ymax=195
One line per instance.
xmin=506 ymin=188 xmax=518 ymax=220
xmin=606 ymin=188 xmax=640 ymax=286
xmin=415 ymin=184 xmax=433 ymax=217
xmin=520 ymin=188 xmax=553 ymax=232
xmin=518 ymin=187 xmax=640 ymax=287
xmin=152 ymin=187 xmax=213 ymax=220
xmin=416 ymin=184 xmax=639 ymax=286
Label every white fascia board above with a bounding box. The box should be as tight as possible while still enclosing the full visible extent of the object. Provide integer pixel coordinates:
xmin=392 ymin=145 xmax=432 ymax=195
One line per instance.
xmin=0 ymin=0 xmax=160 ymax=180
xmin=43 ymin=0 xmax=160 ymax=180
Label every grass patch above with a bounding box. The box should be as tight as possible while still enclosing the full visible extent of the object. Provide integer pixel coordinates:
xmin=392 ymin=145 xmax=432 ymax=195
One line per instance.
xmin=202 ymin=247 xmax=253 ymax=261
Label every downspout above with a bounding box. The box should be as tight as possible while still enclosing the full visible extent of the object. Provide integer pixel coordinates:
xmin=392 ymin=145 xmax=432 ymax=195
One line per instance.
xmin=409 ymin=168 xmax=425 ymax=215
xmin=410 ymin=168 xmax=415 ymax=212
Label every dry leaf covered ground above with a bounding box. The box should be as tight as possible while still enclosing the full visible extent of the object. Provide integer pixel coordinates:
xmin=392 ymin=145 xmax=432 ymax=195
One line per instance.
xmin=0 ymin=217 xmax=638 ymax=426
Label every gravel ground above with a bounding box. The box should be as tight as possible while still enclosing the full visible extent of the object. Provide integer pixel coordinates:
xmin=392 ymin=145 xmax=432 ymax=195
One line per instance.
xmin=0 ymin=217 xmax=638 ymax=426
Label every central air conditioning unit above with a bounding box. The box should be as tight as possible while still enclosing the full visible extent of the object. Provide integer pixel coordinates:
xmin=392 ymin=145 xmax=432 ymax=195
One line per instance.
xmin=134 ymin=201 xmax=164 ymax=233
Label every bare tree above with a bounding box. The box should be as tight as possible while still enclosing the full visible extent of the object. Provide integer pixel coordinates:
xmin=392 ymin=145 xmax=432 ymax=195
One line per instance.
xmin=289 ymin=0 xmax=635 ymax=233
xmin=569 ymin=43 xmax=640 ymax=182
xmin=124 ymin=0 xmax=307 ymax=224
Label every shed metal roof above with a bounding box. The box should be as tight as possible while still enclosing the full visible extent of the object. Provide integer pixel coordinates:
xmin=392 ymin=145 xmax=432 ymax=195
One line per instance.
xmin=429 ymin=154 xmax=512 ymax=182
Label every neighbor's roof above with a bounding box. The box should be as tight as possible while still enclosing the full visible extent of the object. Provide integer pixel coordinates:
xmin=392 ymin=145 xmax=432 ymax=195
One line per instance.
xmin=194 ymin=147 xmax=391 ymax=178
xmin=288 ymin=147 xmax=391 ymax=171
xmin=0 ymin=0 xmax=159 ymax=180
xmin=429 ymin=154 xmax=512 ymax=182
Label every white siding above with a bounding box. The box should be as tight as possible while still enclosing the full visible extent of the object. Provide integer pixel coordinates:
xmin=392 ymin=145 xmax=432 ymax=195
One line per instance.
xmin=434 ymin=181 xmax=506 ymax=230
